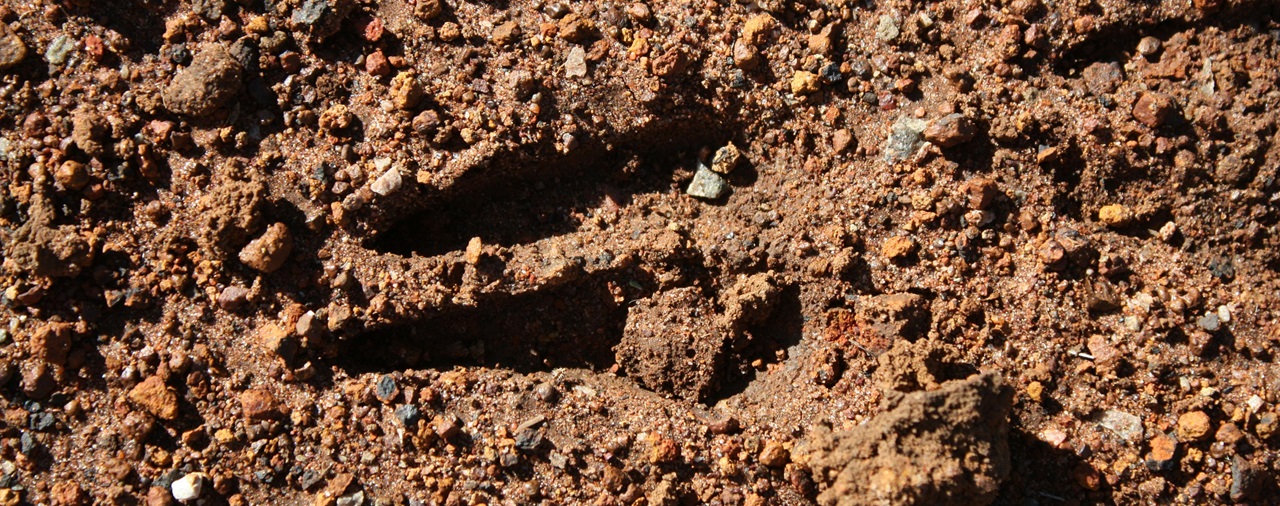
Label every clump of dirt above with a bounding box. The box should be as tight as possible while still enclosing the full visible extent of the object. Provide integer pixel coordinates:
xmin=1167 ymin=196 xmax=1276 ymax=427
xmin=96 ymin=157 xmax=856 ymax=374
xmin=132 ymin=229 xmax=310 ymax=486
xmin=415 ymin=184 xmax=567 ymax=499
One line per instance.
xmin=189 ymin=177 xmax=266 ymax=262
xmin=3 ymin=200 xmax=94 ymax=278
xmin=793 ymin=373 xmax=1014 ymax=506
xmin=616 ymin=287 xmax=727 ymax=402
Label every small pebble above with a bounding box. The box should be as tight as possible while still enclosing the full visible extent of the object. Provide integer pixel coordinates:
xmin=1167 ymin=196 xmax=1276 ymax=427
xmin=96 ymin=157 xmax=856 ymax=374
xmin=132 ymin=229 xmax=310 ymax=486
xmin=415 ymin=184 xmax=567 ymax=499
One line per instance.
xmin=1197 ymin=312 xmax=1220 ymax=332
xmin=1177 ymin=410 xmax=1212 ymax=441
xmin=434 ymin=414 xmax=462 ymax=439
xmin=1145 ymin=432 xmax=1177 ymax=472
xmin=884 ymin=117 xmax=927 ymax=162
xmin=876 ymin=15 xmax=900 ymax=41
xmin=54 ymin=160 xmax=89 ymax=190
xmin=370 ymin=167 xmax=402 ymax=196
xmin=1097 ymin=204 xmax=1133 ymax=227
xmin=394 ymin=404 xmax=420 ymax=426
xmin=239 ymin=388 xmax=280 ymax=420
xmin=1097 ymin=409 xmax=1144 ymax=442
xmin=564 ymin=46 xmax=587 ymax=78
xmin=45 ymin=35 xmax=74 ymax=66
xmin=171 ymin=472 xmax=207 ymax=502
xmin=0 ymin=25 xmax=27 ymax=71
xmin=374 ymin=375 xmax=398 ymax=403
xmin=922 ymin=113 xmax=977 ymax=148
xmin=711 ymin=143 xmax=743 ymax=174
xmin=217 ymin=285 xmax=251 ymax=310
xmin=239 ymin=223 xmax=293 ymax=273
xmin=1132 ymin=92 xmax=1175 ymax=128
xmin=881 ymin=236 xmax=917 ymax=261
xmin=1137 ymin=36 xmax=1161 ymax=56
xmin=162 ymin=45 xmax=244 ymax=118
xmin=129 ymin=375 xmax=180 ymax=420
xmin=1026 ymin=381 xmax=1044 ymax=403
xmin=686 ymin=164 xmax=728 ymax=200
xmin=791 ymin=71 xmax=820 ymax=95
xmin=758 ymin=440 xmax=789 ymax=468
xmin=534 ymin=382 xmax=559 ymax=403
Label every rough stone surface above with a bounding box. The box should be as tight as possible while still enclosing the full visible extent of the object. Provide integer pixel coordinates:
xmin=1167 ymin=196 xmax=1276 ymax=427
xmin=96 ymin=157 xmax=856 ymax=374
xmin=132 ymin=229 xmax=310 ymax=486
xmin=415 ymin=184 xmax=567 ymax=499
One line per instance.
xmin=291 ymin=0 xmax=355 ymax=41
xmin=389 ymin=72 xmax=423 ymax=110
xmin=711 ymin=143 xmax=743 ymax=174
xmin=685 ymin=164 xmax=728 ymax=200
xmin=1082 ymin=61 xmax=1124 ymax=96
xmin=793 ymin=373 xmax=1014 ymax=506
xmin=162 ymin=46 xmax=243 ymax=118
xmin=129 ymin=375 xmax=180 ymax=420
xmin=884 ymin=117 xmax=927 ymax=162
xmin=791 ymin=71 xmax=820 ymax=94
xmin=564 ymin=46 xmax=587 ymax=78
xmin=1133 ymin=92 xmax=1175 ymax=128
xmin=1177 ymin=410 xmax=1212 ymax=442
xmin=882 ymin=235 xmax=917 ymax=261
xmin=1098 ymin=204 xmax=1133 ymax=227
xmin=239 ymin=387 xmax=281 ymax=420
xmin=923 ymin=114 xmax=977 ymax=148
xmin=741 ymin=14 xmax=776 ymax=46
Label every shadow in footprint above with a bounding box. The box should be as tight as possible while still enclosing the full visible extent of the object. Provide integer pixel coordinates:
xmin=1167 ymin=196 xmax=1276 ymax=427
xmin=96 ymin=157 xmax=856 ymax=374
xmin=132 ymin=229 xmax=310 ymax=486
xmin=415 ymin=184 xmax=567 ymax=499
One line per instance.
xmin=711 ymin=283 xmax=805 ymax=403
xmin=371 ymin=110 xmax=740 ymax=258
xmin=995 ymin=430 xmax=1112 ymax=505
xmin=338 ymin=269 xmax=658 ymax=375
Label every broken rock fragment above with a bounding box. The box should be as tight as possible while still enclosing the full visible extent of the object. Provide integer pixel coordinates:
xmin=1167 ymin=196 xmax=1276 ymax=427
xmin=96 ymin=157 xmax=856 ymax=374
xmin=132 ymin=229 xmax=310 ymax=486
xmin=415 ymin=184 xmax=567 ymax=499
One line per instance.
xmin=686 ymin=163 xmax=728 ymax=200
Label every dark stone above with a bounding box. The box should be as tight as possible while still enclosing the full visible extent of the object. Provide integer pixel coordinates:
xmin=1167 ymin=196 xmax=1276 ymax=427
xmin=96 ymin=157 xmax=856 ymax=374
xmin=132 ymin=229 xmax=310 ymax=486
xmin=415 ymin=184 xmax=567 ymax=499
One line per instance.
xmin=821 ymin=63 xmax=843 ymax=83
xmin=1230 ymin=455 xmax=1264 ymax=502
xmin=28 ymin=412 xmax=56 ymax=432
xmin=371 ymin=375 xmax=398 ymax=404
xmin=514 ymin=428 xmax=545 ymax=452
xmin=298 ymin=469 xmax=323 ymax=491
xmin=394 ymin=404 xmax=421 ymax=427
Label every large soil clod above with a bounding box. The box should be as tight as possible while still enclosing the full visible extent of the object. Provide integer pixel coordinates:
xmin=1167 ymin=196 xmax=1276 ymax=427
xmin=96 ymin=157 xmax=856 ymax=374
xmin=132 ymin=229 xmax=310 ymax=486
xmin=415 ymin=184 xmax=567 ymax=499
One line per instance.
xmin=794 ymin=373 xmax=1014 ymax=506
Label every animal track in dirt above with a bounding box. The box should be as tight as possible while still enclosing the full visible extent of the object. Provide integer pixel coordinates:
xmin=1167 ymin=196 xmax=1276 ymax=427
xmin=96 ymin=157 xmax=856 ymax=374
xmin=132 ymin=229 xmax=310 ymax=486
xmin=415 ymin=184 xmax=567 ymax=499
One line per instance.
xmin=337 ymin=117 xmax=793 ymax=403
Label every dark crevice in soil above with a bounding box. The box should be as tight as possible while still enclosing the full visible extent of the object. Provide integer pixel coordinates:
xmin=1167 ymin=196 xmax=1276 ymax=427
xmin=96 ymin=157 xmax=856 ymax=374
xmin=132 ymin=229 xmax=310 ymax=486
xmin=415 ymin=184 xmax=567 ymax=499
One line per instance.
xmin=336 ymin=268 xmax=658 ymax=375
xmin=371 ymin=114 xmax=738 ymax=258
xmin=1053 ymin=1 xmax=1280 ymax=75
xmin=710 ymin=283 xmax=805 ymax=403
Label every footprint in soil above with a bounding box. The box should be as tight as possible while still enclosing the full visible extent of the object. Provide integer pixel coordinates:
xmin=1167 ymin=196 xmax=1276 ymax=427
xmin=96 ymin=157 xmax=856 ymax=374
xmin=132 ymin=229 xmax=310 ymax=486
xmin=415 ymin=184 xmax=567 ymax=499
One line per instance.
xmin=337 ymin=119 xmax=794 ymax=404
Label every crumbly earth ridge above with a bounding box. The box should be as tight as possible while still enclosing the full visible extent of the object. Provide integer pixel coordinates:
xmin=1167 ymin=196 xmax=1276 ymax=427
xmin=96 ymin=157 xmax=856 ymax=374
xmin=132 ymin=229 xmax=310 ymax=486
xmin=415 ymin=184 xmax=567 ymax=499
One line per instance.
xmin=0 ymin=0 xmax=1277 ymax=504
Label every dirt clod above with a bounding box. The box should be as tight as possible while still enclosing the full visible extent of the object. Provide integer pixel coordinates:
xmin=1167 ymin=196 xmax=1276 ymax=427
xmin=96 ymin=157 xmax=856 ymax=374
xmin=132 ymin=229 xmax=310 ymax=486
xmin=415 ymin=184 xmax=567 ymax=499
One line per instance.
xmin=239 ymin=222 xmax=293 ymax=273
xmin=162 ymin=45 xmax=243 ymax=118
xmin=616 ymin=288 xmax=727 ymax=401
xmin=0 ymin=25 xmax=26 ymax=71
xmin=793 ymin=373 xmax=1013 ymax=506
xmin=129 ymin=375 xmax=180 ymax=421
xmin=1177 ymin=410 xmax=1212 ymax=442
